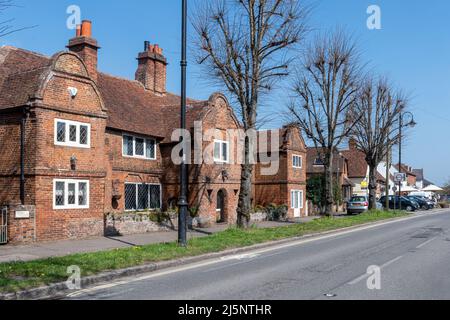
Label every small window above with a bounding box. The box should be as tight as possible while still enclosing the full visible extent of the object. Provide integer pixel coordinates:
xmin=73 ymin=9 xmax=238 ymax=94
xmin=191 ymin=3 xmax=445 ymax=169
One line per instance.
xmin=54 ymin=119 xmax=90 ymax=148
xmin=80 ymin=126 xmax=89 ymax=145
xmin=293 ymin=155 xmax=303 ymax=168
xmin=55 ymin=182 xmax=65 ymax=207
xmin=314 ymin=157 xmax=324 ymax=166
xmin=123 ymin=135 xmax=134 ymax=156
xmin=146 ymin=139 xmax=156 ymax=159
xmin=122 ymin=134 xmax=157 ymax=160
xmin=56 ymin=122 xmax=66 ymax=143
xmin=53 ymin=180 xmax=89 ymax=209
xmin=125 ymin=183 xmax=161 ymax=211
xmin=69 ymin=125 xmax=77 ymax=142
xmin=213 ymin=140 xmax=229 ymax=163
xmin=135 ymin=138 xmax=145 ymax=156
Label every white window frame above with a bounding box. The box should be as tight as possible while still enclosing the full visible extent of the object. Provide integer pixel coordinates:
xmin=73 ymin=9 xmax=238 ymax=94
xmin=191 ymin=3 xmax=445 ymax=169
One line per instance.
xmin=54 ymin=119 xmax=91 ymax=148
xmin=122 ymin=133 xmax=157 ymax=160
xmin=124 ymin=183 xmax=162 ymax=212
xmin=292 ymin=155 xmax=303 ymax=169
xmin=291 ymin=190 xmax=304 ymax=209
xmin=213 ymin=139 xmax=230 ymax=163
xmin=53 ymin=179 xmax=90 ymax=210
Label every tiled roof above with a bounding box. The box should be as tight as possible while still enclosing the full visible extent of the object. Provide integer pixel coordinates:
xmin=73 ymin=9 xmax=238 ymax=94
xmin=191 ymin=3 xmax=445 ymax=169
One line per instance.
xmin=341 ymin=148 xmax=368 ymax=178
xmin=0 ymin=46 xmax=213 ymax=140
xmin=394 ymin=164 xmax=417 ymax=177
xmin=97 ymin=73 xmax=207 ymax=139
xmin=306 ymin=147 xmax=347 ymax=174
xmin=0 ymin=46 xmax=52 ymax=109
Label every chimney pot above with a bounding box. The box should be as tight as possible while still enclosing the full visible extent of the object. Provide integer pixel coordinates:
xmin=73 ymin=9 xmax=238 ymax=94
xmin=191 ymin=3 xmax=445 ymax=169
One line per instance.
xmin=76 ymin=24 xmax=82 ymax=37
xmin=144 ymin=41 xmax=150 ymax=52
xmin=81 ymin=20 xmax=92 ymax=38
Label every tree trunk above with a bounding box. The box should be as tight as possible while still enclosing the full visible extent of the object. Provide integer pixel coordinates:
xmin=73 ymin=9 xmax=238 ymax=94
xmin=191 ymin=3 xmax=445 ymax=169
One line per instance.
xmin=323 ymin=152 xmax=334 ymax=216
xmin=368 ymin=163 xmax=378 ymax=210
xmin=237 ymin=135 xmax=254 ymax=228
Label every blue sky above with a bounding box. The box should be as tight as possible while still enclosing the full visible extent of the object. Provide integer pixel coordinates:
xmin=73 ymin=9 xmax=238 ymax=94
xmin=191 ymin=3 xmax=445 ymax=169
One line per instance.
xmin=2 ymin=0 xmax=450 ymax=185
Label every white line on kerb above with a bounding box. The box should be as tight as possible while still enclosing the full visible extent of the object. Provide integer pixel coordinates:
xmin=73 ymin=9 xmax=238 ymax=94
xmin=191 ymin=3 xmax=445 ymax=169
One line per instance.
xmin=348 ymin=256 xmax=403 ymax=285
xmin=67 ymin=210 xmax=448 ymax=298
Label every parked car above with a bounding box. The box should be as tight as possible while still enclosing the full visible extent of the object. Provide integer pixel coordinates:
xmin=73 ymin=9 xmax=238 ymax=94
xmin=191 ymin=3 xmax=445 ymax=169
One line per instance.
xmin=406 ymin=196 xmax=434 ymax=210
xmin=379 ymin=196 xmax=418 ymax=212
xmin=347 ymin=196 xmax=368 ymax=215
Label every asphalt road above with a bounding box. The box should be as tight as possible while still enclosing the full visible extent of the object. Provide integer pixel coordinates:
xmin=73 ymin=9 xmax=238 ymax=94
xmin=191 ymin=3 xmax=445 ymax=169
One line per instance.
xmin=67 ymin=210 xmax=450 ymax=300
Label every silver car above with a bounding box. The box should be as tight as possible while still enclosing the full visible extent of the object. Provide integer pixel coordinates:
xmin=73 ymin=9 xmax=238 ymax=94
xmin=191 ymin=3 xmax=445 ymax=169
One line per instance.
xmin=347 ymin=196 xmax=369 ymax=215
xmin=347 ymin=196 xmax=383 ymax=214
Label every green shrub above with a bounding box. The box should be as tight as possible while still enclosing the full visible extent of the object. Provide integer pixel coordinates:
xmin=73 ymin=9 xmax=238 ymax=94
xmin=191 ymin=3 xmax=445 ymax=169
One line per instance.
xmin=265 ymin=204 xmax=288 ymax=221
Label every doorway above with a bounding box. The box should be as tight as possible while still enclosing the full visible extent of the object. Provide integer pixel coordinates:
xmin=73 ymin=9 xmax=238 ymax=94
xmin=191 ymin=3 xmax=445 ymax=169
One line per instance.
xmin=216 ymin=189 xmax=226 ymax=223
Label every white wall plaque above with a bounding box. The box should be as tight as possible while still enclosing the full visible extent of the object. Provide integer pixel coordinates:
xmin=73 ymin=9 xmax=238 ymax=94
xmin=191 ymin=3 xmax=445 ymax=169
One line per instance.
xmin=15 ymin=211 xmax=30 ymax=219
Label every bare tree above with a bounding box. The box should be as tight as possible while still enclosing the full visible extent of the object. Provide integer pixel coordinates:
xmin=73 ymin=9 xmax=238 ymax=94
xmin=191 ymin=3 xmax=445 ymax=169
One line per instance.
xmin=350 ymin=77 xmax=407 ymax=210
xmin=443 ymin=178 xmax=450 ymax=196
xmin=288 ymin=31 xmax=362 ymax=216
xmin=0 ymin=0 xmax=35 ymax=38
xmin=193 ymin=0 xmax=308 ymax=228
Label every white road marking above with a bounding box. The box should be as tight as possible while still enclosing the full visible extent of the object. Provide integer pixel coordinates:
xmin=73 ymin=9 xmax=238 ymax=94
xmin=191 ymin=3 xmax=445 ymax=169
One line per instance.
xmin=416 ymin=237 xmax=437 ymax=249
xmin=348 ymin=256 xmax=403 ymax=285
xmin=220 ymin=253 xmax=260 ymax=261
xmin=67 ymin=210 xmax=449 ymax=298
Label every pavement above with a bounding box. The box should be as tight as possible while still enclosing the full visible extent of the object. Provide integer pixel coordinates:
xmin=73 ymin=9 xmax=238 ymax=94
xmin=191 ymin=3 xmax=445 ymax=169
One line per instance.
xmin=0 ymin=218 xmax=317 ymax=263
xmin=65 ymin=209 xmax=450 ymax=300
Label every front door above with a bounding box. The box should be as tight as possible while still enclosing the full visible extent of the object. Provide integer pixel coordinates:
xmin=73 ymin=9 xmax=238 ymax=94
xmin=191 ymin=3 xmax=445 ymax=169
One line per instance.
xmin=216 ymin=190 xmax=226 ymax=223
xmin=291 ymin=190 xmax=303 ymax=218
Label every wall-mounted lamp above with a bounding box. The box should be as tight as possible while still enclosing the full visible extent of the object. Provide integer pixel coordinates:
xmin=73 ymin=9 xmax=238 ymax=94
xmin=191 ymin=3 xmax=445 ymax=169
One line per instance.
xmin=70 ymin=155 xmax=77 ymax=171
xmin=68 ymin=87 xmax=78 ymax=99
xmin=221 ymin=169 xmax=229 ymax=182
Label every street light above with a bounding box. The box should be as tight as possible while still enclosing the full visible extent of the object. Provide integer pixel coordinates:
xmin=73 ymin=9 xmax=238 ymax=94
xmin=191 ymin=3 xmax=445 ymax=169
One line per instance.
xmin=398 ymin=111 xmax=417 ymax=210
xmin=178 ymin=0 xmax=188 ymax=247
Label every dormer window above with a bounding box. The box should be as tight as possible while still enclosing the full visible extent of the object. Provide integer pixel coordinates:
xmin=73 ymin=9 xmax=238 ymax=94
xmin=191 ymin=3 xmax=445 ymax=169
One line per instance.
xmin=54 ymin=119 xmax=90 ymax=148
xmin=123 ymin=134 xmax=156 ymax=160
xmin=314 ymin=157 xmax=324 ymax=166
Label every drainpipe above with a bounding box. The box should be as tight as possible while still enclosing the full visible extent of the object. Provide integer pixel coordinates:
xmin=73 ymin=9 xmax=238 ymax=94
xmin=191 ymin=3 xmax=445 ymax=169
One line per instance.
xmin=20 ymin=106 xmax=30 ymax=205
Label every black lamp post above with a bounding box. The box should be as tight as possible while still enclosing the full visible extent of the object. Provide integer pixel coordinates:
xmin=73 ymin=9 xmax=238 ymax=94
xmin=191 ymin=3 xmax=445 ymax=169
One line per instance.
xmin=178 ymin=0 xmax=188 ymax=247
xmin=398 ymin=111 xmax=417 ymax=210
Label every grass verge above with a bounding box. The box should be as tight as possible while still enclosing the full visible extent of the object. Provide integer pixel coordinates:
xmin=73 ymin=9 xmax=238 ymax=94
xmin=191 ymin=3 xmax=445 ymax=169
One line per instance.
xmin=0 ymin=210 xmax=408 ymax=294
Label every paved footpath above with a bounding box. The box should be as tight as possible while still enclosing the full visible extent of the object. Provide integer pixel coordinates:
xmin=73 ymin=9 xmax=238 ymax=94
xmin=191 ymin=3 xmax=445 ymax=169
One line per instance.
xmin=0 ymin=219 xmax=317 ymax=263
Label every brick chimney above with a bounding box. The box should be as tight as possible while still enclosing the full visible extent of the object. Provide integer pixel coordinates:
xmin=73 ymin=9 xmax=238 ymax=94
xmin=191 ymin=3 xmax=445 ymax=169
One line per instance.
xmin=135 ymin=42 xmax=167 ymax=95
xmin=67 ymin=20 xmax=100 ymax=82
xmin=348 ymin=138 xmax=358 ymax=150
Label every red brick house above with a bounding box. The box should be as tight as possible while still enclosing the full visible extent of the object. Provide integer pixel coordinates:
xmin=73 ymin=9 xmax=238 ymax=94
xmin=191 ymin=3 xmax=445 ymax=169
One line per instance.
xmin=0 ymin=21 xmax=307 ymax=244
xmin=254 ymin=126 xmax=308 ymax=218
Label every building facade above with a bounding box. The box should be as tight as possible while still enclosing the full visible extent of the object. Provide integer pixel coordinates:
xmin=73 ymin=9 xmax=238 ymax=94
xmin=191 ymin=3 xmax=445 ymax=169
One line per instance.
xmin=0 ymin=21 xmax=307 ymax=244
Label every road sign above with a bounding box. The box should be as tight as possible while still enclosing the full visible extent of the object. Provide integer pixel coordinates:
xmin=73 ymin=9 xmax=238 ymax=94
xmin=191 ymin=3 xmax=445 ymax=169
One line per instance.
xmin=394 ymin=173 xmax=406 ymax=183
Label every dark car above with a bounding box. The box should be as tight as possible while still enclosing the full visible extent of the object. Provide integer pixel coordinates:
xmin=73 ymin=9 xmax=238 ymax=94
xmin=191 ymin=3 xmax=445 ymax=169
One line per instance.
xmin=406 ymin=196 xmax=433 ymax=210
xmin=379 ymin=196 xmax=417 ymax=212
